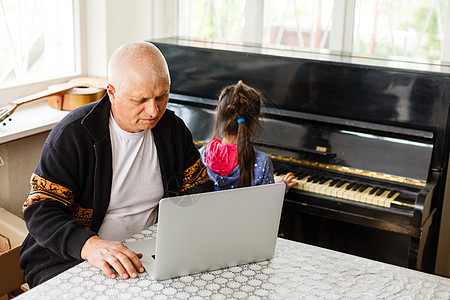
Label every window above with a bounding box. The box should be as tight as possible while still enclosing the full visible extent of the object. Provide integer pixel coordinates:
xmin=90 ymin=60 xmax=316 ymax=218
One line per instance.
xmin=178 ymin=0 xmax=450 ymax=65
xmin=0 ymin=0 xmax=77 ymax=87
xmin=353 ymin=0 xmax=449 ymax=62
xmin=263 ymin=0 xmax=335 ymax=49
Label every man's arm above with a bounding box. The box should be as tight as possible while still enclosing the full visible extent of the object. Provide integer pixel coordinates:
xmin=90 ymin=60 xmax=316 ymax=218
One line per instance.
xmin=23 ymin=173 xmax=97 ymax=259
xmin=24 ymin=173 xmax=145 ymax=280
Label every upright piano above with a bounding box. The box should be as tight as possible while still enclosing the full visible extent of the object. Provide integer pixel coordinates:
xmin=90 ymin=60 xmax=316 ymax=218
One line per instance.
xmin=150 ymin=37 xmax=450 ymax=273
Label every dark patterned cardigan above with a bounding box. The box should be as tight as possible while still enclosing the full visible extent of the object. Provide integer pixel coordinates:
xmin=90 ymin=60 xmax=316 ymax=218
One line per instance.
xmin=19 ymin=95 xmax=214 ymax=287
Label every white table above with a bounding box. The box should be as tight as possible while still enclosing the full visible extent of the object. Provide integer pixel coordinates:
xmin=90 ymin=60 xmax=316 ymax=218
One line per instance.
xmin=17 ymin=224 xmax=450 ymax=299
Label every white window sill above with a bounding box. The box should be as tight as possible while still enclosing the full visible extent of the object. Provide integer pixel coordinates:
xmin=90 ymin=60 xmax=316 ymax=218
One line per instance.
xmin=0 ymin=99 xmax=69 ymax=144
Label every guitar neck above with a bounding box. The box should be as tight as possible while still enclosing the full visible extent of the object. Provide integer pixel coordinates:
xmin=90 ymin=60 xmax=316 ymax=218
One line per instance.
xmin=11 ymin=83 xmax=78 ymax=106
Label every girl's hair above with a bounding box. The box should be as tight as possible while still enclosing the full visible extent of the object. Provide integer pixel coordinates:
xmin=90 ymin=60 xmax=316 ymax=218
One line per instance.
xmin=212 ymin=81 xmax=263 ymax=187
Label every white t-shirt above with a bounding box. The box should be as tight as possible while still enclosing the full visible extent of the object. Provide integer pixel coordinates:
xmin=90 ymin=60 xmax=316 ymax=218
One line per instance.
xmin=97 ymin=113 xmax=164 ymax=241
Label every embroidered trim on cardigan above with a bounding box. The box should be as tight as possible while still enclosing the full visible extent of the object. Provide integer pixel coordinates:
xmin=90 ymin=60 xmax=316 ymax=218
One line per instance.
xmin=23 ymin=173 xmax=93 ymax=229
xmin=179 ymin=158 xmax=212 ymax=193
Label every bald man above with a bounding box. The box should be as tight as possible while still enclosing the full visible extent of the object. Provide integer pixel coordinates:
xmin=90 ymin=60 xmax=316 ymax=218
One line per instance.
xmin=19 ymin=42 xmax=214 ymax=287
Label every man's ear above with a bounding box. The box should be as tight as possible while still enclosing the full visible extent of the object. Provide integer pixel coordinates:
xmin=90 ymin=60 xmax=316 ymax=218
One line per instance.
xmin=107 ymin=84 xmax=115 ymax=102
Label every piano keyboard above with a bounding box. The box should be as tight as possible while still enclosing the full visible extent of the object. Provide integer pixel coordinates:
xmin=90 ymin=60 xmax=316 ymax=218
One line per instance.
xmin=274 ymin=173 xmax=414 ymax=209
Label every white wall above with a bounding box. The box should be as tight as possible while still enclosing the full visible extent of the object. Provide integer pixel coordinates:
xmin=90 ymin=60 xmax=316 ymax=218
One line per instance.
xmin=82 ymin=0 xmax=177 ymax=77
xmin=0 ymin=132 xmax=50 ymax=217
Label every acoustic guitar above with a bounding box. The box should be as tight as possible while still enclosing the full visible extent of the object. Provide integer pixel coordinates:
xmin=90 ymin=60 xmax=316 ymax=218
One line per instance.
xmin=0 ymin=77 xmax=108 ymax=125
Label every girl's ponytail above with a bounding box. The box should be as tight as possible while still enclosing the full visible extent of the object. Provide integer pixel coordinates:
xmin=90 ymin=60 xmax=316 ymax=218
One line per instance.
xmin=236 ymin=117 xmax=255 ymax=187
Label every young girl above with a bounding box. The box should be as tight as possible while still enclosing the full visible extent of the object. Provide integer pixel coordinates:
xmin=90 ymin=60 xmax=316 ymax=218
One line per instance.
xmin=200 ymin=80 xmax=296 ymax=190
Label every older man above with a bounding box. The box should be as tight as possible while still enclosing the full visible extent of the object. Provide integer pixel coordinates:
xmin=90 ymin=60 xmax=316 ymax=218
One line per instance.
xmin=19 ymin=42 xmax=214 ymax=287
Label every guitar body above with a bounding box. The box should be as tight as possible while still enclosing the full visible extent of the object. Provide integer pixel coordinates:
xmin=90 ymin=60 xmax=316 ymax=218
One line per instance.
xmin=48 ymin=87 xmax=106 ymax=111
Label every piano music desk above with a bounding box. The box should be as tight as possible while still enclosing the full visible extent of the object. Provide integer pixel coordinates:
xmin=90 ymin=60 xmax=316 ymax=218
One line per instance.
xmin=15 ymin=224 xmax=450 ymax=299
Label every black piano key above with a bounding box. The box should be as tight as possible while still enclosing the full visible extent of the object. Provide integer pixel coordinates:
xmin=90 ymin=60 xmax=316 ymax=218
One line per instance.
xmin=307 ymin=176 xmax=317 ymax=182
xmin=346 ymin=183 xmax=355 ymax=190
xmin=369 ymin=188 xmax=379 ymax=195
xmin=319 ymin=177 xmax=328 ymax=184
xmin=387 ymin=190 xmax=397 ymax=198
xmin=300 ymin=174 xmax=311 ymax=180
xmin=352 ymin=184 xmax=362 ymax=191
xmin=316 ymin=176 xmax=326 ymax=183
xmin=375 ymin=189 xmax=384 ymax=196
xmin=299 ymin=173 xmax=310 ymax=179
xmin=336 ymin=181 xmax=345 ymax=188
xmin=358 ymin=185 xmax=368 ymax=192
xmin=329 ymin=180 xmax=339 ymax=187
xmin=322 ymin=179 xmax=333 ymax=186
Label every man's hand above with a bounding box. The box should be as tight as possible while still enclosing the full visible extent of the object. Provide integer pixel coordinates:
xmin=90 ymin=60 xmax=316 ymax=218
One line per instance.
xmin=81 ymin=235 xmax=145 ymax=279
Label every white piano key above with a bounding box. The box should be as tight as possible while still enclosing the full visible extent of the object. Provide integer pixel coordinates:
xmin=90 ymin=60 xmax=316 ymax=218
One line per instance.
xmin=275 ymin=173 xmax=404 ymax=209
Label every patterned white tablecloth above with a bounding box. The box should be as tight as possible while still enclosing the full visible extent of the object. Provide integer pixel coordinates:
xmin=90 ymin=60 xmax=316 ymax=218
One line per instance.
xmin=17 ymin=225 xmax=450 ymax=299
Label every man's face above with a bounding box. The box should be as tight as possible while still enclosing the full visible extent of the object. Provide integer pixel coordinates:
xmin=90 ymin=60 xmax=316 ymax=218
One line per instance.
xmin=108 ymin=72 xmax=170 ymax=133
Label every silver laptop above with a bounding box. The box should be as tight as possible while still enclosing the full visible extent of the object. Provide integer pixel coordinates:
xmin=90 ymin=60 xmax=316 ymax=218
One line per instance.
xmin=126 ymin=182 xmax=285 ymax=281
